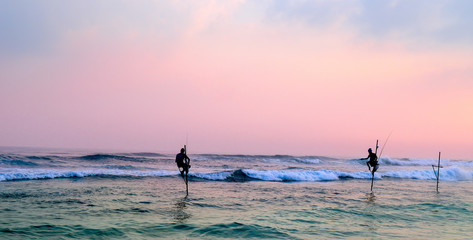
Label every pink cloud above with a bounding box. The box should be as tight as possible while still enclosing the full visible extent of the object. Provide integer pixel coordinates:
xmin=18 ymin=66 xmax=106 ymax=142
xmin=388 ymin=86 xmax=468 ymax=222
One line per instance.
xmin=1 ymin=5 xmax=472 ymax=159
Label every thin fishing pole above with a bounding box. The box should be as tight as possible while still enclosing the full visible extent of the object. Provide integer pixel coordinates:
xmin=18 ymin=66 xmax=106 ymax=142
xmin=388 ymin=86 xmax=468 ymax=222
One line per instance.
xmin=378 ymin=131 xmax=393 ymax=159
xmin=186 ymin=133 xmax=188 ymax=152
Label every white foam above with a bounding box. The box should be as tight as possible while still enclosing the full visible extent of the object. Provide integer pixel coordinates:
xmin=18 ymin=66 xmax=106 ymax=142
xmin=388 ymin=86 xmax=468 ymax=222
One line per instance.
xmin=241 ymin=169 xmax=374 ymax=182
xmin=241 ymin=168 xmax=473 ymax=182
xmin=378 ymin=157 xmax=473 ymax=167
xmin=0 ymin=168 xmax=178 ymax=181
xmin=190 ymin=171 xmax=233 ymax=180
xmin=382 ymin=167 xmax=473 ymax=181
xmin=1 ymin=167 xmax=472 ymax=182
xmin=294 ymin=158 xmax=320 ymax=164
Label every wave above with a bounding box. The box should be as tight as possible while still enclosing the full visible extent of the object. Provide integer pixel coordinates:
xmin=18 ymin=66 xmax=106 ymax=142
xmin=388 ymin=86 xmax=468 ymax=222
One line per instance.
xmin=126 ymin=152 xmax=167 ymax=157
xmin=76 ymin=154 xmax=145 ymax=162
xmin=1 ymin=153 xmax=171 ymax=168
xmin=383 ymin=167 xmax=473 ymax=181
xmin=0 ymin=168 xmax=178 ymax=182
xmin=190 ymin=169 xmax=374 ymax=182
xmin=351 ymin=156 xmax=473 ymax=167
xmin=190 ymin=168 xmax=473 ymax=182
xmin=194 ymin=154 xmax=325 ymax=165
xmin=191 ymin=169 xmax=257 ymax=182
xmin=102 ymin=165 xmax=143 ymax=170
xmin=1 ymin=167 xmax=472 ymax=182
xmin=191 ymin=221 xmax=292 ymax=239
xmin=1 ymin=160 xmax=39 ymax=167
xmin=293 ymin=157 xmax=320 ymax=164
xmin=240 ymin=169 xmax=370 ymax=181
xmin=0 ymin=154 xmax=52 ymax=166
xmin=0 ymin=168 xmax=369 ymax=182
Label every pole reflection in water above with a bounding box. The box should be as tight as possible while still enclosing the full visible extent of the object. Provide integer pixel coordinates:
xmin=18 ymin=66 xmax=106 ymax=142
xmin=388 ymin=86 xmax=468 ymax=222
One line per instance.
xmin=363 ymin=192 xmax=380 ymax=233
xmin=172 ymin=195 xmax=192 ymax=223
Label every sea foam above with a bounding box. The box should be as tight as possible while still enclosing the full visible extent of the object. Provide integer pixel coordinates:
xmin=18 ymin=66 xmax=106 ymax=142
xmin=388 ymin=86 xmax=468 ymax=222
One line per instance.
xmin=1 ymin=167 xmax=472 ymax=182
xmin=383 ymin=167 xmax=473 ymax=181
xmin=378 ymin=157 xmax=473 ymax=167
xmin=0 ymin=168 xmax=178 ymax=182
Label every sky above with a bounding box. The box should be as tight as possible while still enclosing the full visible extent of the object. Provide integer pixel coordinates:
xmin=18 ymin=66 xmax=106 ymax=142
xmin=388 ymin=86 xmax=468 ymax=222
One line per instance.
xmin=1 ymin=0 xmax=472 ymax=159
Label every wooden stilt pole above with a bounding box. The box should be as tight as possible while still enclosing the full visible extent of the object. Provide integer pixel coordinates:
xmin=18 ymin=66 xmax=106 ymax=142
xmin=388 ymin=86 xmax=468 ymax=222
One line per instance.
xmin=436 ymin=152 xmax=441 ymax=192
xmin=184 ymin=145 xmax=188 ymax=196
xmin=371 ymin=140 xmax=378 ymax=192
xmin=432 ymin=152 xmax=442 ymax=193
xmin=370 ymin=173 xmax=374 ymax=191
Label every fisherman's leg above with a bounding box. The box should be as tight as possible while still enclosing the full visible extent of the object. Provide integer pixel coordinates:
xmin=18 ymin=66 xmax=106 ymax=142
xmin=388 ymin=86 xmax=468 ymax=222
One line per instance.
xmin=185 ymin=160 xmax=191 ymax=169
xmin=372 ymin=165 xmax=379 ymax=174
xmin=178 ymin=166 xmax=185 ymax=178
xmin=366 ymin=162 xmax=371 ymax=171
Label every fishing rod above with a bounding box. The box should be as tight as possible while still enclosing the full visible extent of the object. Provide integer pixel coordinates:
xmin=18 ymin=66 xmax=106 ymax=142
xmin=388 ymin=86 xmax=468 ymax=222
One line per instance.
xmin=378 ymin=131 xmax=393 ymax=160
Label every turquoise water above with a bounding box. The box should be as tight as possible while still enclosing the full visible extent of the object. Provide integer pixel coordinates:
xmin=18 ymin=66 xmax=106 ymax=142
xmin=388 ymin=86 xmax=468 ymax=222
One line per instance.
xmin=2 ymin=177 xmax=472 ymax=239
xmin=1 ymin=149 xmax=473 ymax=239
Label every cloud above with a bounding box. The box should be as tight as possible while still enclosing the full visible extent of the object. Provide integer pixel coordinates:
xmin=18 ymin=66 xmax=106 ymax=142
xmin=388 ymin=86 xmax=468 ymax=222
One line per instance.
xmin=355 ymin=0 xmax=473 ymax=47
xmin=2 ymin=0 xmax=472 ymax=58
xmin=261 ymin=0 xmax=360 ymax=29
xmin=0 ymin=0 xmax=472 ymax=157
xmin=0 ymin=0 xmax=186 ymax=57
xmin=258 ymin=0 xmax=473 ymax=48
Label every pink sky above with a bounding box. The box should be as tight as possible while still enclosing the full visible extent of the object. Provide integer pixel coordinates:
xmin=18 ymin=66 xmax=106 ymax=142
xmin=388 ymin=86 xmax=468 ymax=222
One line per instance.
xmin=1 ymin=1 xmax=472 ymax=159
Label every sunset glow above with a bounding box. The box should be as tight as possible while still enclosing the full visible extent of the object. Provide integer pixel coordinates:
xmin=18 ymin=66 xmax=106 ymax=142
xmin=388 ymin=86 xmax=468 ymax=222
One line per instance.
xmin=1 ymin=1 xmax=472 ymax=159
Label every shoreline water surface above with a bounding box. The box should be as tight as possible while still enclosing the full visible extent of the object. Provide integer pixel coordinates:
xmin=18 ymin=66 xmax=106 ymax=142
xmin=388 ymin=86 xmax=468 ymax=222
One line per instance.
xmin=1 ymin=149 xmax=472 ymax=239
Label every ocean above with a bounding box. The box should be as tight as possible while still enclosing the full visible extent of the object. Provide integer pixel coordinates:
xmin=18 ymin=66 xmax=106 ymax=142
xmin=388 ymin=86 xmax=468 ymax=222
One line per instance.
xmin=1 ymin=147 xmax=472 ymax=239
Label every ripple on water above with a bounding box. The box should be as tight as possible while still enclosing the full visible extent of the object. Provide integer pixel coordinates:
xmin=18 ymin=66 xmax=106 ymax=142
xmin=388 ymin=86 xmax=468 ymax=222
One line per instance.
xmin=191 ymin=222 xmax=294 ymax=239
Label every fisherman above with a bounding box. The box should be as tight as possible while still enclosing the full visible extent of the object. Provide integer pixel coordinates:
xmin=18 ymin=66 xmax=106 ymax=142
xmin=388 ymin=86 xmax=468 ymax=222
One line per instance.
xmin=360 ymin=148 xmax=379 ymax=174
xmin=175 ymin=148 xmax=191 ymax=179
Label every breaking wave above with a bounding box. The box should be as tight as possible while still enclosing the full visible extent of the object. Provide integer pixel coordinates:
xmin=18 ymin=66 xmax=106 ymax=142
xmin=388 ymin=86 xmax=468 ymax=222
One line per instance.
xmin=351 ymin=156 xmax=473 ymax=167
xmin=2 ymin=168 xmax=472 ymax=182
xmin=192 ymin=168 xmax=473 ymax=182
xmin=0 ymin=168 xmax=178 ymax=182
xmin=383 ymin=167 xmax=473 ymax=181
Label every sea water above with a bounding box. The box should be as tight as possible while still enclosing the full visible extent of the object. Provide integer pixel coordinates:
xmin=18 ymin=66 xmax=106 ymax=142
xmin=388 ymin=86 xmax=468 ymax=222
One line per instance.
xmin=1 ymin=147 xmax=472 ymax=239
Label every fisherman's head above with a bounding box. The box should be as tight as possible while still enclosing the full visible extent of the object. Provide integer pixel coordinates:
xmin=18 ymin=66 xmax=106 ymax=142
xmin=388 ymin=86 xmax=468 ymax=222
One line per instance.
xmin=180 ymin=148 xmax=185 ymax=154
xmin=368 ymin=148 xmax=372 ymax=153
